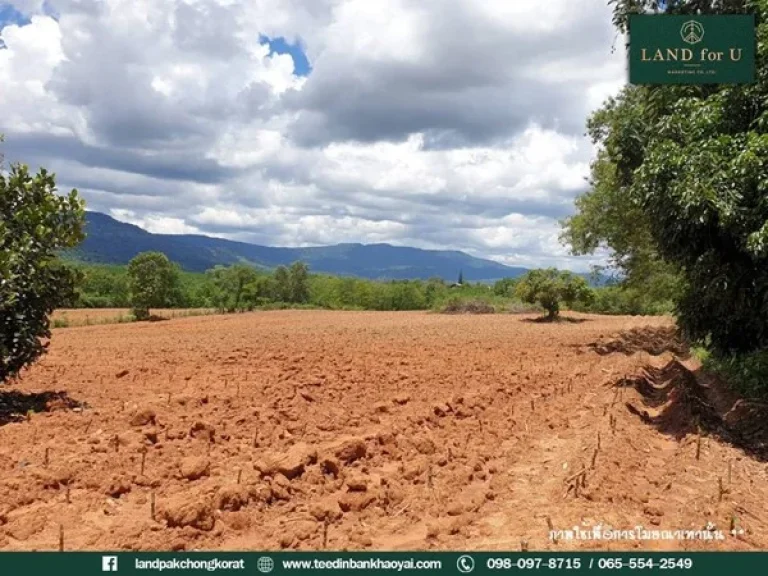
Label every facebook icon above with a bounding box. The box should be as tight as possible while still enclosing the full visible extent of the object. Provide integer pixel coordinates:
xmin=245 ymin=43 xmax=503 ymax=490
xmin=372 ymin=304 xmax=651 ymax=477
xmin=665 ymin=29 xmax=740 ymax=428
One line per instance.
xmin=102 ymin=556 xmax=118 ymax=572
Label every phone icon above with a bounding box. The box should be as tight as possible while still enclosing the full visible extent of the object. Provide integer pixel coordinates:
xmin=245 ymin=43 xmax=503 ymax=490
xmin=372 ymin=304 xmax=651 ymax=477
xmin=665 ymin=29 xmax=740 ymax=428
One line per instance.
xmin=457 ymin=555 xmax=475 ymax=573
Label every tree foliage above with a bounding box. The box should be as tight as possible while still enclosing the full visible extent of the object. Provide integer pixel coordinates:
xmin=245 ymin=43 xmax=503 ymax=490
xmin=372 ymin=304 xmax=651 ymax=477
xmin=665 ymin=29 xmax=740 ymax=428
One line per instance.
xmin=564 ymin=0 xmax=768 ymax=352
xmin=127 ymin=252 xmax=180 ymax=320
xmin=272 ymin=266 xmax=291 ymax=303
xmin=560 ymin=88 xmax=685 ymax=310
xmin=1 ymin=153 xmax=85 ymax=383
xmin=515 ymin=269 xmax=594 ymax=320
xmin=288 ymin=261 xmax=310 ymax=304
xmin=206 ymin=264 xmax=261 ymax=312
xmin=493 ymin=277 xmax=518 ymax=298
xmin=609 ymin=0 xmax=751 ymax=34
xmin=66 ymin=257 xmax=544 ymax=313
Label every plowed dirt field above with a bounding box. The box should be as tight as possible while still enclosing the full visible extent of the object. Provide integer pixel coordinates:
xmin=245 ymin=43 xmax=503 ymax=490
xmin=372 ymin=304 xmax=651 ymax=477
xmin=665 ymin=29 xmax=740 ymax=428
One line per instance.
xmin=1 ymin=311 xmax=767 ymax=551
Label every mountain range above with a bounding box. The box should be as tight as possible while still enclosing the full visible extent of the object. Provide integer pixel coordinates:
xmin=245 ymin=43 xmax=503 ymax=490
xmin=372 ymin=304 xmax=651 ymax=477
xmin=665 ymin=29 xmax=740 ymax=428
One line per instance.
xmin=65 ymin=212 xmax=534 ymax=282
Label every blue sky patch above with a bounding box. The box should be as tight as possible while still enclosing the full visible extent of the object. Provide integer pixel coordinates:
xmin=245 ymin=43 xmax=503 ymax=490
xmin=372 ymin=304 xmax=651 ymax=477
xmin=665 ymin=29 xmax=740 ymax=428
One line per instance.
xmin=260 ymin=35 xmax=311 ymax=77
xmin=0 ymin=3 xmax=31 ymax=31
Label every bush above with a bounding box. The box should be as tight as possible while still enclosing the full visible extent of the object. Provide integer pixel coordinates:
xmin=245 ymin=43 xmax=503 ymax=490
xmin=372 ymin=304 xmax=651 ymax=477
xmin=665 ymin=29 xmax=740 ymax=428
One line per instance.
xmin=572 ymin=285 xmax=675 ymax=316
xmin=1 ymin=159 xmax=85 ymax=383
xmin=440 ymin=298 xmax=496 ymax=314
xmin=700 ymin=349 xmax=768 ymax=401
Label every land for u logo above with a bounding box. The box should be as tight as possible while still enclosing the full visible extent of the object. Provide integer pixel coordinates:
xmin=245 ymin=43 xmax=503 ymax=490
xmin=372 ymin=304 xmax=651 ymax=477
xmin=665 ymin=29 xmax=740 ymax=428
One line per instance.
xmin=629 ymin=15 xmax=755 ymax=85
xmin=681 ymin=20 xmax=705 ymax=44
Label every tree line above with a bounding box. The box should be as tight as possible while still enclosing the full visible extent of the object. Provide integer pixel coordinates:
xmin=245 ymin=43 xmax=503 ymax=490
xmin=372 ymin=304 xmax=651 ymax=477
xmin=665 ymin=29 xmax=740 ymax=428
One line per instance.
xmin=68 ymin=252 xmax=515 ymax=316
xmin=68 ymin=252 xmax=607 ymax=321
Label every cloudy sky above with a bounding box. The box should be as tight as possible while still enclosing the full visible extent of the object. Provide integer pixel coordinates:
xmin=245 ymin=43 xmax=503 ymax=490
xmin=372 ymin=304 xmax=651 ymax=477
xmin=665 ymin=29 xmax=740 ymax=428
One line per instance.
xmin=0 ymin=0 xmax=626 ymax=271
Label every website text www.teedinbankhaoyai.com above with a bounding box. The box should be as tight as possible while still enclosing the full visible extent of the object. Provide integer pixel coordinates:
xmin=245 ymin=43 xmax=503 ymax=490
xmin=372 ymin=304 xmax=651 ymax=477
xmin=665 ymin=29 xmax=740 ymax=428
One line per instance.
xmin=280 ymin=558 xmax=442 ymax=572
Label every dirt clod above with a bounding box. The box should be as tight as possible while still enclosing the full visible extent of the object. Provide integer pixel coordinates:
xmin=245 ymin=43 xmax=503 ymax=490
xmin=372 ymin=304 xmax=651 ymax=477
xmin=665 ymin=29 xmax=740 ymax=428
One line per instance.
xmin=324 ymin=437 xmax=366 ymax=464
xmin=215 ymin=485 xmax=249 ymax=511
xmin=189 ymin=422 xmax=215 ymax=442
xmin=129 ymin=408 xmax=156 ymax=427
xmin=338 ymin=492 xmax=377 ymax=512
xmin=160 ymin=498 xmax=215 ymax=531
xmin=345 ymin=473 xmax=369 ymax=492
xmin=105 ymin=477 xmax=132 ymax=498
xmin=320 ymin=457 xmax=341 ymax=478
xmin=179 ymin=457 xmax=210 ymax=481
xmin=309 ymin=498 xmax=343 ymax=522
xmin=256 ymin=442 xmax=317 ymax=480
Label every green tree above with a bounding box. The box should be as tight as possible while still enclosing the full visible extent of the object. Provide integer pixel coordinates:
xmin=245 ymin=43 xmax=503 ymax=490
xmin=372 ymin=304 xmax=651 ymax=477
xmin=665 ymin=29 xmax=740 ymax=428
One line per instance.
xmin=288 ymin=261 xmax=310 ymax=304
xmin=424 ymin=277 xmax=446 ymax=307
xmin=206 ymin=264 xmax=260 ymax=312
xmin=1 ymin=148 xmax=85 ymax=383
xmin=560 ymin=86 xmax=682 ymax=298
xmin=336 ymin=277 xmax=358 ymax=308
xmin=458 ymin=270 xmax=464 ymax=285
xmin=242 ymin=276 xmax=276 ymax=309
xmin=127 ymin=252 xmax=179 ymax=320
xmin=493 ymin=277 xmax=517 ymax=297
xmin=272 ymin=266 xmax=291 ymax=302
xmin=568 ymin=0 xmax=768 ymax=352
xmin=71 ymin=264 xmax=130 ymax=307
xmin=515 ymin=269 xmax=594 ymax=321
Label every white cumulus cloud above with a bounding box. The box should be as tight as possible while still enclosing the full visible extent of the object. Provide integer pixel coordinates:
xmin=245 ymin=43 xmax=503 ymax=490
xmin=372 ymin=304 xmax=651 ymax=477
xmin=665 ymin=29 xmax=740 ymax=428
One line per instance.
xmin=0 ymin=0 xmax=626 ymax=272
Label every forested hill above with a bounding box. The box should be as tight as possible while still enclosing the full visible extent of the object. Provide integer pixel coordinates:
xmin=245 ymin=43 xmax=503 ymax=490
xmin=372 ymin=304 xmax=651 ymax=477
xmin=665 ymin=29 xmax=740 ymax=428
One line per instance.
xmin=65 ymin=212 xmax=531 ymax=281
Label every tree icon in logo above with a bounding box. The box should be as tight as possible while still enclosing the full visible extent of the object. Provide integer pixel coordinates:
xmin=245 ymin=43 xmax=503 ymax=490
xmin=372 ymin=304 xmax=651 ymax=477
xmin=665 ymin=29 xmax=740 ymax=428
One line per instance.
xmin=681 ymin=21 xmax=705 ymax=44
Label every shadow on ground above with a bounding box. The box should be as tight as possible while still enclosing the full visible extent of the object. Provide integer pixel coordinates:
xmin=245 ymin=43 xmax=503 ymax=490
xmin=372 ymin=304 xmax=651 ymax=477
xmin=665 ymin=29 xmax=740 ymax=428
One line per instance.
xmin=0 ymin=390 xmax=86 ymax=427
xmin=588 ymin=326 xmax=690 ymax=358
xmin=522 ymin=316 xmax=591 ymax=324
xmin=618 ymin=360 xmax=768 ymax=461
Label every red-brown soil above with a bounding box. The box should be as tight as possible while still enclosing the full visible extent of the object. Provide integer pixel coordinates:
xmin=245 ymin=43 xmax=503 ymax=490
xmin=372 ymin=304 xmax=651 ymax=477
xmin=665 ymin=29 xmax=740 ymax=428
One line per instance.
xmin=1 ymin=311 xmax=767 ymax=551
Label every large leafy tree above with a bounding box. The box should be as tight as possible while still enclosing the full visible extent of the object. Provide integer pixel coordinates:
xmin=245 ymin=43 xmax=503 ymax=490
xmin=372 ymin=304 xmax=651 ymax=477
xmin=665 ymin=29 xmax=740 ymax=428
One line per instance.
xmin=565 ymin=0 xmax=768 ymax=353
xmin=561 ymin=87 xmax=684 ymax=306
xmin=562 ymin=88 xmax=668 ymax=284
xmin=288 ymin=261 xmax=310 ymax=304
xmin=127 ymin=252 xmax=180 ymax=320
xmin=1 ymin=141 xmax=85 ymax=383
xmin=515 ymin=269 xmax=594 ymax=321
xmin=206 ymin=264 xmax=261 ymax=312
xmin=272 ymin=266 xmax=292 ymax=303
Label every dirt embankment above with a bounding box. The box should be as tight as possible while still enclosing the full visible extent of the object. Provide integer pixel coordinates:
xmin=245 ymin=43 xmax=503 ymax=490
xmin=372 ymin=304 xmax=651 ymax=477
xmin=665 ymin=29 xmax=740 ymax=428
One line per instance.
xmin=1 ymin=311 xmax=767 ymax=551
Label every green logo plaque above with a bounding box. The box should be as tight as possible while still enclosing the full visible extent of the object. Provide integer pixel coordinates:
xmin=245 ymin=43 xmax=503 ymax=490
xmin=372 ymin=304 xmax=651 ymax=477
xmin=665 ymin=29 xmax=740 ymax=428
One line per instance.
xmin=629 ymin=15 xmax=756 ymax=85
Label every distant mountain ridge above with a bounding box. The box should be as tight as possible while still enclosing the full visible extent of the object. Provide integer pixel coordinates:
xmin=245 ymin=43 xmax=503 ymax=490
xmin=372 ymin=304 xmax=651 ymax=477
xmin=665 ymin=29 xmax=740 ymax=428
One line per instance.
xmin=66 ymin=212 xmax=532 ymax=281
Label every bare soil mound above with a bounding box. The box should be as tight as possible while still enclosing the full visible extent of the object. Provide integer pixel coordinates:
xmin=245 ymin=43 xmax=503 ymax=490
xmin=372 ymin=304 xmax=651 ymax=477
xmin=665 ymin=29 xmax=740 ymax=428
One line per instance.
xmin=624 ymin=360 xmax=768 ymax=460
xmin=588 ymin=326 xmax=690 ymax=358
